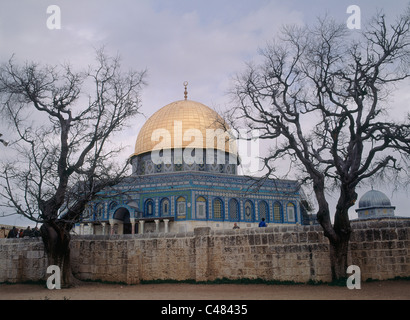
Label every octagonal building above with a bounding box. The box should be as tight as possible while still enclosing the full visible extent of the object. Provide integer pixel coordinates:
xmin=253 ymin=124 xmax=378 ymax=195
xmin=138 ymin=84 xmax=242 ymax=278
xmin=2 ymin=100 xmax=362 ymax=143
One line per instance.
xmin=77 ymin=85 xmax=306 ymax=235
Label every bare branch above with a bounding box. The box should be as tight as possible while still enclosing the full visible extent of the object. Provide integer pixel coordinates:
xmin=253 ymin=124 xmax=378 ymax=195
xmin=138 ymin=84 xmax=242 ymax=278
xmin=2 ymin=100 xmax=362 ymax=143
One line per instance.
xmin=229 ymin=8 xmax=410 ymax=277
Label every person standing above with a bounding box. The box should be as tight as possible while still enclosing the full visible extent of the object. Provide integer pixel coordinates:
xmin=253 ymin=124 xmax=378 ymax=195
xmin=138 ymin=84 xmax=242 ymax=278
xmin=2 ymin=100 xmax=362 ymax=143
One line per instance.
xmin=23 ymin=226 xmax=31 ymax=238
xmin=7 ymin=226 xmax=18 ymax=238
xmin=258 ymin=218 xmax=267 ymax=227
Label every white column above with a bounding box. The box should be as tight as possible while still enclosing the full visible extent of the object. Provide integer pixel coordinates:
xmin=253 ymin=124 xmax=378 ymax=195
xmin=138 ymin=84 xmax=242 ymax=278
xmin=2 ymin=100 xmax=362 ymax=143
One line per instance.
xmin=164 ymin=219 xmax=169 ymax=233
xmin=80 ymin=223 xmax=84 ymax=235
xmin=130 ymin=218 xmax=136 ymax=235
xmin=139 ymin=220 xmax=145 ymax=234
xmin=154 ymin=219 xmax=160 ymax=233
xmin=101 ymin=222 xmax=106 ymax=235
xmin=109 ymin=219 xmax=114 ymax=235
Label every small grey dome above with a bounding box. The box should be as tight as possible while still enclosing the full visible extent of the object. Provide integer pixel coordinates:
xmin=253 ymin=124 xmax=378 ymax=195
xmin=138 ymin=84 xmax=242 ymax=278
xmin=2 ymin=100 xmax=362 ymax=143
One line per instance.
xmin=358 ymin=190 xmax=391 ymax=209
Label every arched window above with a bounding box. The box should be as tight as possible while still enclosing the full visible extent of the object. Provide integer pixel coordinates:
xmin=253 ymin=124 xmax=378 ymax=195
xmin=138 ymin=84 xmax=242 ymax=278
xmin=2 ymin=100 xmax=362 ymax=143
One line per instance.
xmin=145 ymin=199 xmax=154 ymax=217
xmin=196 ymin=196 xmax=207 ymax=219
xmin=259 ymin=201 xmax=269 ymax=222
xmin=161 ymin=198 xmax=170 ymax=217
xmin=274 ymin=202 xmax=282 ymax=222
xmin=109 ymin=201 xmax=118 ymax=211
xmin=287 ymin=203 xmax=296 ymax=222
xmin=229 ymin=199 xmax=239 ymax=222
xmin=95 ymin=203 xmax=104 ymax=220
xmin=84 ymin=205 xmax=92 ymax=220
xmin=176 ymin=197 xmax=186 ymax=219
xmin=213 ymin=198 xmax=223 ymax=220
xmin=244 ymin=200 xmax=253 ymax=221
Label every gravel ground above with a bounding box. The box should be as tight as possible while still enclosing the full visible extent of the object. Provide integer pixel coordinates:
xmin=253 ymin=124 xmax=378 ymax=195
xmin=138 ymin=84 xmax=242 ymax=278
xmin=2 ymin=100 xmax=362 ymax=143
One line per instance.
xmin=1 ymin=279 xmax=409 ymax=300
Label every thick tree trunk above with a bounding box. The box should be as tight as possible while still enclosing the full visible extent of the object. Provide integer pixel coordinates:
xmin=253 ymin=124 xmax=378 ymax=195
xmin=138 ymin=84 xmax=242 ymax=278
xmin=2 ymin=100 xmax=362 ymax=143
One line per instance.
xmin=40 ymin=221 xmax=77 ymax=287
xmin=327 ymin=187 xmax=355 ymax=282
xmin=315 ymin=183 xmax=355 ymax=282
xmin=328 ymin=234 xmax=350 ymax=282
xmin=39 ymin=199 xmax=93 ymax=287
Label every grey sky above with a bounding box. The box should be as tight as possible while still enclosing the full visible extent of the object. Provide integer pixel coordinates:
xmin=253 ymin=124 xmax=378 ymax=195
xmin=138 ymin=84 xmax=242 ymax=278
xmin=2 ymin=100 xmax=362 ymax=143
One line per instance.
xmin=0 ymin=0 xmax=409 ymax=226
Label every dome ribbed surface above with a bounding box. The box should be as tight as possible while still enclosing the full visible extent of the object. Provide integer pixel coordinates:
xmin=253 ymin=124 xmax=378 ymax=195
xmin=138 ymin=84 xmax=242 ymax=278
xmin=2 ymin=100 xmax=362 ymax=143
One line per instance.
xmin=358 ymin=190 xmax=392 ymax=209
xmin=132 ymin=100 xmax=236 ymax=157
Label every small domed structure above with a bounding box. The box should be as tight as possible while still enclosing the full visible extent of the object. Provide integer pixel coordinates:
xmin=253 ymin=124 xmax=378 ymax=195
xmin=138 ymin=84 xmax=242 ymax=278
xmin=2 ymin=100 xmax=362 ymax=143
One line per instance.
xmin=355 ymin=189 xmax=395 ymax=219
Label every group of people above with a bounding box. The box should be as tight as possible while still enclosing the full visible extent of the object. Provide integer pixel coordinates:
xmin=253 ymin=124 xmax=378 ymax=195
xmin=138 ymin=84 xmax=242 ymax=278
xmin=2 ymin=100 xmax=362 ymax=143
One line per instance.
xmin=6 ymin=226 xmax=40 ymax=238
xmin=233 ymin=218 xmax=268 ymax=229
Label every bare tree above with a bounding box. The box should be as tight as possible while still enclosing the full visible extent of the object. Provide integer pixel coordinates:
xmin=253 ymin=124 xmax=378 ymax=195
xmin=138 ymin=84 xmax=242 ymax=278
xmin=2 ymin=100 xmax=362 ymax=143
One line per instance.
xmin=0 ymin=49 xmax=146 ymax=286
xmin=230 ymin=10 xmax=410 ymax=281
xmin=0 ymin=133 xmax=8 ymax=146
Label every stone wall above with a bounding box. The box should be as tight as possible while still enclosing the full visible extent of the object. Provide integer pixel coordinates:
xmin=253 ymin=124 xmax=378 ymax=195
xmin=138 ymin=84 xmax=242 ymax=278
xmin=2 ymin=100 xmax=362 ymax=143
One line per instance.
xmin=0 ymin=238 xmax=47 ymax=283
xmin=1 ymin=218 xmax=409 ymax=284
xmin=349 ymin=218 xmax=410 ymax=281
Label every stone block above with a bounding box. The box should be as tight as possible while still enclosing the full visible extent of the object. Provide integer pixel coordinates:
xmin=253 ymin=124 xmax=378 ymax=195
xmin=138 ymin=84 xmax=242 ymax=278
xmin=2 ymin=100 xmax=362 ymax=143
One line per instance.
xmin=381 ymin=228 xmax=397 ymax=241
xmin=397 ymin=228 xmax=408 ymax=241
xmin=307 ymin=231 xmax=319 ymax=242
xmin=194 ymin=227 xmax=211 ymax=236
xmin=298 ymin=232 xmax=308 ymax=242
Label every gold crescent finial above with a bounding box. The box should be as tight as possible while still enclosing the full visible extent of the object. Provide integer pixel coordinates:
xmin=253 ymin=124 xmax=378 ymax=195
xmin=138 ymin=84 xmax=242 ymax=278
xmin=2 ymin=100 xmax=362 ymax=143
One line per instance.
xmin=183 ymin=81 xmax=188 ymax=100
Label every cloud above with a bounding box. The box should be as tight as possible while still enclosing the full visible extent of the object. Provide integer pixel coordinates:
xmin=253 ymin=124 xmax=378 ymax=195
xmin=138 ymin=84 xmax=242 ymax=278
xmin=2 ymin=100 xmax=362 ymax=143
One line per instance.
xmin=1 ymin=0 xmax=409 ymax=226
xmin=0 ymin=1 xmax=304 ymax=113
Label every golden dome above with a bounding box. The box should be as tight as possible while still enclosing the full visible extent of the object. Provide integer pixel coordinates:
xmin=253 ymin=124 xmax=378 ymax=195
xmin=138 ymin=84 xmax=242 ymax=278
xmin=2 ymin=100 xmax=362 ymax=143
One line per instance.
xmin=132 ymin=99 xmax=236 ymax=157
